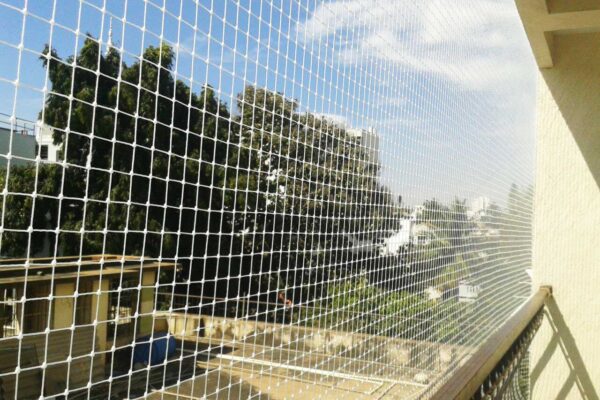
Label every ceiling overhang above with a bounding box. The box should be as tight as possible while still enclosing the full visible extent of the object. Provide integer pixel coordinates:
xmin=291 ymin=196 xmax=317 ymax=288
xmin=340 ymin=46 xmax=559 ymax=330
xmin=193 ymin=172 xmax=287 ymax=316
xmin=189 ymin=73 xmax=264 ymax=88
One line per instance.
xmin=515 ymin=0 xmax=600 ymax=68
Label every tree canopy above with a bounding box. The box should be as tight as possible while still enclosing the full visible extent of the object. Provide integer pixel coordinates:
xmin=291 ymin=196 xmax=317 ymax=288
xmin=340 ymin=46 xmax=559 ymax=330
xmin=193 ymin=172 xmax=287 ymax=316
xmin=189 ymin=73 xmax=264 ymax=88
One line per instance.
xmin=0 ymin=36 xmax=532 ymax=341
xmin=0 ymin=36 xmax=396 ymax=302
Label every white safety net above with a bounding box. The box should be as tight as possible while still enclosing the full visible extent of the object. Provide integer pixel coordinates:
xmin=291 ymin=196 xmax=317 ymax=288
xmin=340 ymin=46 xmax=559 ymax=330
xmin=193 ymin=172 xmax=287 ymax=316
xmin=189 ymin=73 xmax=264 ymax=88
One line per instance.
xmin=0 ymin=0 xmax=536 ymax=399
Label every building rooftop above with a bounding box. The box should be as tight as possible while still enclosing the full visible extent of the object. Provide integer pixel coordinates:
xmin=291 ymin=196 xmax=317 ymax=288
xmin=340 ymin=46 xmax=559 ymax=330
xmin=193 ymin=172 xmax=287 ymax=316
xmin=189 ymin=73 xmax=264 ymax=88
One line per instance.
xmin=0 ymin=254 xmax=179 ymax=285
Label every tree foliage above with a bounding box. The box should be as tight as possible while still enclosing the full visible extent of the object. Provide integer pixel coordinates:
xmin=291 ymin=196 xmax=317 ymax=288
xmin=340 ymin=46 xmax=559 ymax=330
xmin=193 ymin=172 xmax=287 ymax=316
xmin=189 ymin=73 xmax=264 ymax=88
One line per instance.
xmin=0 ymin=37 xmax=395 ymax=303
xmin=0 ymin=37 xmax=533 ymax=341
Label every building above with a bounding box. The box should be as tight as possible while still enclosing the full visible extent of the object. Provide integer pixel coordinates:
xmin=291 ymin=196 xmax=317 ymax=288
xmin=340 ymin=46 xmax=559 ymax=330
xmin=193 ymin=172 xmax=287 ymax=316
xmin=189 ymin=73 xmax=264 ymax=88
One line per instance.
xmin=346 ymin=127 xmax=379 ymax=167
xmin=34 ymin=121 xmax=61 ymax=162
xmin=410 ymin=205 xmax=425 ymax=220
xmin=378 ymin=218 xmax=435 ymax=256
xmin=470 ymin=221 xmax=500 ymax=238
xmin=344 ymin=232 xmax=379 ymax=255
xmin=412 ymin=223 xmax=434 ymax=245
xmin=457 ymin=280 xmax=481 ymax=303
xmin=379 ymin=220 xmax=412 ymax=256
xmin=0 ymin=119 xmax=61 ymax=167
xmin=466 ymin=196 xmax=490 ymax=220
xmin=515 ymin=3 xmax=600 ymax=398
xmin=0 ymin=255 xmax=179 ymax=398
xmin=0 ymin=121 xmax=36 ymax=167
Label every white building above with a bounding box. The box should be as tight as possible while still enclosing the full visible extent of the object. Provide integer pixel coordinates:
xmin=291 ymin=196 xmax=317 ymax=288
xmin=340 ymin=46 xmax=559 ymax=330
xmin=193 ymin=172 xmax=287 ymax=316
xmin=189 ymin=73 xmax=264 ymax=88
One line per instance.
xmin=458 ymin=280 xmax=481 ymax=303
xmin=345 ymin=232 xmax=379 ymax=255
xmin=467 ymin=196 xmax=490 ymax=220
xmin=379 ymin=220 xmax=412 ymax=256
xmin=35 ymin=122 xmax=61 ymax=162
xmin=0 ymin=121 xmax=61 ymax=165
xmin=412 ymin=223 xmax=434 ymax=245
xmin=346 ymin=127 xmax=379 ymax=167
xmin=378 ymin=218 xmax=435 ymax=256
xmin=410 ymin=205 xmax=425 ymax=221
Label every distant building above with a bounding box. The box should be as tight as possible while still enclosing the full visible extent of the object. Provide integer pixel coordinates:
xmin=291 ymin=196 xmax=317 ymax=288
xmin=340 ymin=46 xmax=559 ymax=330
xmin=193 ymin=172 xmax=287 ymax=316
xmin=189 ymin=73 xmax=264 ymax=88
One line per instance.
xmin=467 ymin=196 xmax=490 ymax=220
xmin=35 ymin=122 xmax=61 ymax=162
xmin=0 ymin=124 xmax=36 ymax=167
xmin=471 ymin=221 xmax=500 ymax=238
xmin=379 ymin=218 xmax=435 ymax=255
xmin=458 ymin=280 xmax=481 ymax=303
xmin=379 ymin=221 xmax=412 ymax=256
xmin=345 ymin=232 xmax=379 ymax=255
xmin=0 ymin=119 xmax=61 ymax=167
xmin=410 ymin=205 xmax=425 ymax=221
xmin=412 ymin=223 xmax=434 ymax=245
xmin=346 ymin=127 xmax=379 ymax=167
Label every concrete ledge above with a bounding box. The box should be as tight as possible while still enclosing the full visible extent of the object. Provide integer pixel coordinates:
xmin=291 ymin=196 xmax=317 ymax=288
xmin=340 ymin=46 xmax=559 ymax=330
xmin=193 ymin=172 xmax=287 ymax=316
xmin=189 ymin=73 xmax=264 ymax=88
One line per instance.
xmin=159 ymin=312 xmax=470 ymax=383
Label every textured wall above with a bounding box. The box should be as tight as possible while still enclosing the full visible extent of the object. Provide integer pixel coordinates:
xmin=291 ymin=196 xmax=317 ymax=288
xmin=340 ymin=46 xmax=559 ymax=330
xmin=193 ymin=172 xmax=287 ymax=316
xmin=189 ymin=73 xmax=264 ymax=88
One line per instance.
xmin=532 ymin=32 xmax=600 ymax=399
xmin=0 ymin=128 xmax=35 ymax=166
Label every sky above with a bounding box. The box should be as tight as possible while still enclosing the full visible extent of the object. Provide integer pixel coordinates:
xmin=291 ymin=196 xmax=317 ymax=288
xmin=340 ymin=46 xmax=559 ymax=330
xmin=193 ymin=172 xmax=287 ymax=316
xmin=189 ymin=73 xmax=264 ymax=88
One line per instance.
xmin=0 ymin=0 xmax=537 ymax=207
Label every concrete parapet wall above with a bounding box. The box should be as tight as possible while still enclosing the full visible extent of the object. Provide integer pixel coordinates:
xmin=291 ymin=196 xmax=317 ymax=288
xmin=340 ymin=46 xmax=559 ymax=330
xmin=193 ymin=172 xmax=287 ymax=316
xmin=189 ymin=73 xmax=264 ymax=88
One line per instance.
xmin=161 ymin=312 xmax=466 ymax=376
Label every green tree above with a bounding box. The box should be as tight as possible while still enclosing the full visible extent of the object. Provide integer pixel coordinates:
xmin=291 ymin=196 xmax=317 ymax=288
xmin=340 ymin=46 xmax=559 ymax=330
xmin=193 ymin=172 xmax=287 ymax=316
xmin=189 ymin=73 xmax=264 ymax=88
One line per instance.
xmin=0 ymin=164 xmax=61 ymax=256
xmin=230 ymin=86 xmax=396 ymax=302
xmin=305 ymin=276 xmax=433 ymax=338
xmin=1 ymin=38 xmax=405 ymax=311
xmin=1 ymin=38 xmax=231 ymax=265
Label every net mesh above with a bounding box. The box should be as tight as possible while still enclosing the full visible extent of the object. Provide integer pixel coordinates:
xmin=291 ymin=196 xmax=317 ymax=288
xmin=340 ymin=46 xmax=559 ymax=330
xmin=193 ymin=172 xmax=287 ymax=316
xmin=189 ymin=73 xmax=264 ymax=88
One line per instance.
xmin=0 ymin=0 xmax=536 ymax=398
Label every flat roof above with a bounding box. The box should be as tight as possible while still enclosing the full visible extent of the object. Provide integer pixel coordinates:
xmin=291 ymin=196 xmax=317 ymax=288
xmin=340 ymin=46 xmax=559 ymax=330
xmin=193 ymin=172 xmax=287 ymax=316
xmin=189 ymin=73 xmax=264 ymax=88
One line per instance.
xmin=0 ymin=254 xmax=179 ymax=285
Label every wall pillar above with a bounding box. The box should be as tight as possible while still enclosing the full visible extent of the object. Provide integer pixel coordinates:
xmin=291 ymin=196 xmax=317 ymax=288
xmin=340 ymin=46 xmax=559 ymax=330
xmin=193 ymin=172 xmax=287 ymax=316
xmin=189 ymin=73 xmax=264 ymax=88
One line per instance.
xmin=138 ymin=270 xmax=156 ymax=336
xmin=53 ymin=282 xmax=75 ymax=329
xmin=91 ymin=279 xmax=109 ymax=365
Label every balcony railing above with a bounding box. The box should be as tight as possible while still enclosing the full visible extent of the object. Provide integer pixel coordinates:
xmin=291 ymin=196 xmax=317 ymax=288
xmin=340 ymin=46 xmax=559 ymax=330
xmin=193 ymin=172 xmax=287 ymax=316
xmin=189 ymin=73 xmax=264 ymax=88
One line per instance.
xmin=428 ymin=287 xmax=551 ymax=399
xmin=0 ymin=0 xmax=541 ymax=398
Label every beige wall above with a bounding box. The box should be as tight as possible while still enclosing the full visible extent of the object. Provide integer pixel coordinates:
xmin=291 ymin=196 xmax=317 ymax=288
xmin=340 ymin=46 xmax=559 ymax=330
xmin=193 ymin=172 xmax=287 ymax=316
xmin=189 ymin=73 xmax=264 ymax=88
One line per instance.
xmin=91 ymin=278 xmax=109 ymax=361
xmin=546 ymin=0 xmax=600 ymax=13
xmin=139 ymin=269 xmax=157 ymax=336
xmin=54 ymin=282 xmax=75 ymax=329
xmin=532 ymin=32 xmax=600 ymax=399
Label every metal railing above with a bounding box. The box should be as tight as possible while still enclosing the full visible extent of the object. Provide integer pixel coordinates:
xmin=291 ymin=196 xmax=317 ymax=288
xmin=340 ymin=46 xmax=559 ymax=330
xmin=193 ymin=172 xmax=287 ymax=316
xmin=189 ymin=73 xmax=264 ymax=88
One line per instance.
xmin=428 ymin=286 xmax=551 ymax=399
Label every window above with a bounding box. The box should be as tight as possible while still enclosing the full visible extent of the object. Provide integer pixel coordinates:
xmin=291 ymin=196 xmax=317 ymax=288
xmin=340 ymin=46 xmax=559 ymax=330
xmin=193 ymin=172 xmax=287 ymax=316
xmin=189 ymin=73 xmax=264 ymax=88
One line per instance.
xmin=108 ymin=278 xmax=138 ymax=339
xmin=23 ymin=283 xmax=50 ymax=333
xmin=36 ymin=144 xmax=48 ymax=160
xmin=75 ymin=280 xmax=93 ymax=325
xmin=0 ymin=287 xmax=17 ymax=338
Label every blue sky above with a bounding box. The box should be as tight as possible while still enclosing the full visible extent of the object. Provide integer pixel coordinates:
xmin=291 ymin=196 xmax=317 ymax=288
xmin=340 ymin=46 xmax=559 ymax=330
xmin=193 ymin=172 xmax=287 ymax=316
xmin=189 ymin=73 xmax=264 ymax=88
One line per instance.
xmin=0 ymin=0 xmax=537 ymax=206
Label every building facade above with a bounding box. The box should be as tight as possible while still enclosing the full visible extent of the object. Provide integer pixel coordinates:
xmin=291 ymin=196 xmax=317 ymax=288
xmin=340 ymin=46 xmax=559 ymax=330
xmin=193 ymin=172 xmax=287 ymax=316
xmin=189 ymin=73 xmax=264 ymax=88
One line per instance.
xmin=346 ymin=127 xmax=380 ymax=167
xmin=0 ymin=126 xmax=36 ymax=167
xmin=0 ymin=256 xmax=178 ymax=398
xmin=0 ymin=120 xmax=61 ymax=166
xmin=516 ymin=2 xmax=600 ymax=398
xmin=34 ymin=122 xmax=61 ymax=162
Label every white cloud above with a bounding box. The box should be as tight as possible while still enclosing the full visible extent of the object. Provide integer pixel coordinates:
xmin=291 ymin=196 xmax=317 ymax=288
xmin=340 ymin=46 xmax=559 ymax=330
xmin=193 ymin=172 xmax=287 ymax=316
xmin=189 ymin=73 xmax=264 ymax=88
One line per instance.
xmin=296 ymin=0 xmax=537 ymax=203
xmin=296 ymin=0 xmax=535 ymax=91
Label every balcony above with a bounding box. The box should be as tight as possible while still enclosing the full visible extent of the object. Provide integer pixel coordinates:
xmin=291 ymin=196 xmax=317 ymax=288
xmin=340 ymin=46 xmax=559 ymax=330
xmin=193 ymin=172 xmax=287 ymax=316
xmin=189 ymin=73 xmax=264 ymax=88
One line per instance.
xmin=0 ymin=0 xmax=599 ymax=399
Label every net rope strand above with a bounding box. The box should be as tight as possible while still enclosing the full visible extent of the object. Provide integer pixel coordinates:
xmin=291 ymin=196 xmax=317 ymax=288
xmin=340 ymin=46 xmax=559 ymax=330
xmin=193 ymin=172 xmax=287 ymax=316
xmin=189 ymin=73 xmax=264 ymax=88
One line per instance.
xmin=0 ymin=0 xmax=535 ymax=399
